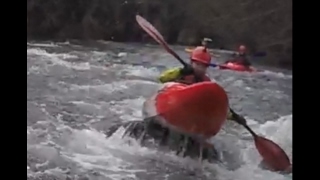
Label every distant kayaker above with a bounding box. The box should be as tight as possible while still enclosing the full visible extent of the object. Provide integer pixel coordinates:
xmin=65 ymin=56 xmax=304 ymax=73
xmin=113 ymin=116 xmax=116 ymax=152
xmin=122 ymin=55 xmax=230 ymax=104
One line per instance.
xmin=158 ymin=46 xmax=246 ymax=124
xmin=185 ymin=38 xmax=220 ymax=58
xmin=225 ymin=45 xmax=251 ymax=67
xmin=201 ymin=37 xmax=220 ymax=58
xmin=201 ymin=37 xmax=212 ymax=47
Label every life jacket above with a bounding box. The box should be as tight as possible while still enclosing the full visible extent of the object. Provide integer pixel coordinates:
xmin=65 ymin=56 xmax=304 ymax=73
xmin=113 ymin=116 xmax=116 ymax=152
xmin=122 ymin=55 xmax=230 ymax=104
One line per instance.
xmin=177 ymin=74 xmax=211 ymax=85
xmin=158 ymin=67 xmax=211 ymax=85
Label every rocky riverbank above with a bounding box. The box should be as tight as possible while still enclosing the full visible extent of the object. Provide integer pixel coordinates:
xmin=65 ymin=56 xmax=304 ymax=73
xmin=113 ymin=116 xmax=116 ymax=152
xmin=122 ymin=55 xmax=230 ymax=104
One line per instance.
xmin=27 ymin=0 xmax=292 ymax=68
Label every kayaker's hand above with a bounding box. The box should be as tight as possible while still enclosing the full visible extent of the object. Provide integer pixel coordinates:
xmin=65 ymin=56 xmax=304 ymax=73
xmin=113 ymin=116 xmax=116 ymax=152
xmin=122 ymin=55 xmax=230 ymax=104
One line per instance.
xmin=180 ymin=64 xmax=194 ymax=76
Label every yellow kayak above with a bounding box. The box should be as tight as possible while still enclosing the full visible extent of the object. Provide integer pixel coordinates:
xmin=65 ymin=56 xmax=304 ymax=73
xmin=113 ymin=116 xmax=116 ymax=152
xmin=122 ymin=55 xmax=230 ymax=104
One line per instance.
xmin=185 ymin=47 xmax=194 ymax=53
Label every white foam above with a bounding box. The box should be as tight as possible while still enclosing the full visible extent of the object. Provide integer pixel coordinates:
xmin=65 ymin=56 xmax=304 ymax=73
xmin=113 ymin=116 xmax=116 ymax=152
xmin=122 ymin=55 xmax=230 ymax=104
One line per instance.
xmin=108 ymin=97 xmax=145 ymax=121
xmin=69 ymin=79 xmax=158 ymax=94
xmin=27 ymin=42 xmax=59 ymax=48
xmin=119 ymin=65 xmax=160 ymax=79
xmin=258 ymin=115 xmax=292 ymax=159
xmin=259 ymin=70 xmax=292 ymax=79
xmin=60 ymin=128 xmax=149 ymax=179
xmin=27 ymin=48 xmax=90 ymax=70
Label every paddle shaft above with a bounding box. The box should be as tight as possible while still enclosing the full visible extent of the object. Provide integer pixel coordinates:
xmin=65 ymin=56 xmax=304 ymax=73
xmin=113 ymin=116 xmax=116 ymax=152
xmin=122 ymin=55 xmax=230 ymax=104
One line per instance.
xmin=228 ymin=109 xmax=258 ymax=139
xmin=167 ymin=48 xmax=188 ymax=67
xmin=243 ymin=123 xmax=258 ymax=138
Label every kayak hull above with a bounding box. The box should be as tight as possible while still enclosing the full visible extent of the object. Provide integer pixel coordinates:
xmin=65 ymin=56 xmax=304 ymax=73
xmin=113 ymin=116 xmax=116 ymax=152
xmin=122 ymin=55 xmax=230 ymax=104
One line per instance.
xmin=106 ymin=119 xmax=220 ymax=162
xmin=219 ymin=62 xmax=255 ymax=72
xmin=143 ymin=81 xmax=229 ymax=139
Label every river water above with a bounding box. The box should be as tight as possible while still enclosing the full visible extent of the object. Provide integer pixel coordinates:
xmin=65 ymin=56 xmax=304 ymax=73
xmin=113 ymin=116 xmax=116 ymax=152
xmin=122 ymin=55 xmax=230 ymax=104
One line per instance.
xmin=27 ymin=40 xmax=292 ymax=180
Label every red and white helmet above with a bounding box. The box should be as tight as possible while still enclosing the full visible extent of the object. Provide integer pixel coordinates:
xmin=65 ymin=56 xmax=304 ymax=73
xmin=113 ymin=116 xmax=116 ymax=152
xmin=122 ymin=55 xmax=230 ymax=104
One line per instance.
xmin=190 ymin=46 xmax=211 ymax=65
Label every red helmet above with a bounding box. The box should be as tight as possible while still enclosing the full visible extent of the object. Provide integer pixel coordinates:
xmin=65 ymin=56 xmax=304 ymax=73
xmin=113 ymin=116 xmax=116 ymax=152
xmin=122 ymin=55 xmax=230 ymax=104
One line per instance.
xmin=238 ymin=45 xmax=247 ymax=53
xmin=190 ymin=46 xmax=211 ymax=65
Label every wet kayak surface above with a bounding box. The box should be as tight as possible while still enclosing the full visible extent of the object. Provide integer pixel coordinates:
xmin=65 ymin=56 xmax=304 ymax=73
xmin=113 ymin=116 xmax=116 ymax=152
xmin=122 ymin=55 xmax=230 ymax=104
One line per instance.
xmin=27 ymin=40 xmax=292 ymax=180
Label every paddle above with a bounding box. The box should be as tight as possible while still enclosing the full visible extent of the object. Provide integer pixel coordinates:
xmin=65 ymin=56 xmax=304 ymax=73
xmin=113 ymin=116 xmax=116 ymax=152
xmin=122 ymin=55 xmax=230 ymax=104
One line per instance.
xmin=136 ymin=15 xmax=188 ymax=68
xmin=135 ymin=14 xmax=291 ymax=173
xmin=209 ymin=63 xmax=218 ymax=68
xmin=229 ymin=108 xmax=291 ymax=172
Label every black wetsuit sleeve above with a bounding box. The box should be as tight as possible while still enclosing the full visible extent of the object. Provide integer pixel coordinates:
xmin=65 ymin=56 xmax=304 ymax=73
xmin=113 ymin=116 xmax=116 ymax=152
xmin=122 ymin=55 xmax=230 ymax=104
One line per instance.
xmin=180 ymin=64 xmax=194 ymax=76
xmin=231 ymin=53 xmax=238 ymax=58
xmin=242 ymin=57 xmax=251 ymax=66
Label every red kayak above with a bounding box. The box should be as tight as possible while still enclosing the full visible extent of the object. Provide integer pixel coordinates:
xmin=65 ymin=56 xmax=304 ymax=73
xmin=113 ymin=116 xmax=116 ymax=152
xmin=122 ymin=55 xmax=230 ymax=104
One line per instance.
xmin=143 ymin=81 xmax=229 ymax=139
xmin=219 ymin=62 xmax=256 ymax=72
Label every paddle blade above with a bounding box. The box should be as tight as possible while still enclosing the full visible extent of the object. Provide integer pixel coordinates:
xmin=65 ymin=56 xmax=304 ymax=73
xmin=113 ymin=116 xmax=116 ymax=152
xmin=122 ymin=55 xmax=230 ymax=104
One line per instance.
xmin=254 ymin=136 xmax=291 ymax=172
xmin=209 ymin=63 xmax=218 ymax=67
xmin=252 ymin=51 xmax=267 ymax=57
xmin=135 ymin=15 xmax=187 ymax=66
xmin=136 ymin=15 xmax=166 ymax=45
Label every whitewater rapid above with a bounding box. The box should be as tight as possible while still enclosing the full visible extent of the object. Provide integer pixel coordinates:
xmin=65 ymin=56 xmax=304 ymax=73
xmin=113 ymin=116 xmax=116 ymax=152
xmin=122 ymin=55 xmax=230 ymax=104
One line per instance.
xmin=27 ymin=41 xmax=292 ymax=180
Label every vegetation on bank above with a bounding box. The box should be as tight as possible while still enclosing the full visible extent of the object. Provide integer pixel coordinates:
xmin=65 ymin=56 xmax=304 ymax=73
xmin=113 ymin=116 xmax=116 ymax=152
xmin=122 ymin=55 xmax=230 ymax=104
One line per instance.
xmin=27 ymin=0 xmax=292 ymax=68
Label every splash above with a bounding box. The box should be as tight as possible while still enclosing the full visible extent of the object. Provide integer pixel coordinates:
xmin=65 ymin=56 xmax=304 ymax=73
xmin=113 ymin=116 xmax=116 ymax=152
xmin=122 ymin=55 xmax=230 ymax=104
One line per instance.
xmin=27 ymin=41 xmax=292 ymax=180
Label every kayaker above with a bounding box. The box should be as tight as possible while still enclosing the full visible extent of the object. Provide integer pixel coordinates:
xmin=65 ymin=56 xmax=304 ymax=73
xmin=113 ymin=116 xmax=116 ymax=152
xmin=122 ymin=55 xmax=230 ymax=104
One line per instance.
xmin=158 ymin=46 xmax=246 ymax=124
xmin=201 ymin=37 xmax=220 ymax=58
xmin=159 ymin=46 xmax=211 ymax=85
xmin=201 ymin=37 xmax=212 ymax=47
xmin=225 ymin=45 xmax=251 ymax=67
xmin=185 ymin=38 xmax=220 ymax=58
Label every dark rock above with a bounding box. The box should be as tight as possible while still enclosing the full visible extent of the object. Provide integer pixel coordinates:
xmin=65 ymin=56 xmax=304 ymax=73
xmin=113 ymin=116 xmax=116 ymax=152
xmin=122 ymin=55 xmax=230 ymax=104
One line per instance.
xmin=27 ymin=0 xmax=292 ymax=68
